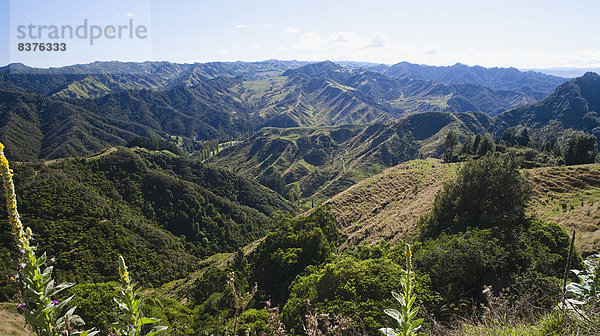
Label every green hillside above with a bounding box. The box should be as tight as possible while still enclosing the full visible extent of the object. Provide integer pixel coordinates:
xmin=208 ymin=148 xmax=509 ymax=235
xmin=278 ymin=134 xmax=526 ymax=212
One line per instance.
xmin=210 ymin=111 xmax=491 ymax=202
xmin=0 ymin=147 xmax=294 ymax=290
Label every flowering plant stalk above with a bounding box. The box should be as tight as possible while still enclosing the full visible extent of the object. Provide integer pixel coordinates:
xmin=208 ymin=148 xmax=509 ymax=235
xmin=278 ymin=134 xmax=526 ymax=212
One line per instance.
xmin=227 ymin=271 xmax=257 ymax=336
xmin=0 ymin=142 xmax=97 ymax=336
xmin=380 ymin=244 xmax=426 ymax=336
xmin=111 ymin=255 xmax=167 ymax=336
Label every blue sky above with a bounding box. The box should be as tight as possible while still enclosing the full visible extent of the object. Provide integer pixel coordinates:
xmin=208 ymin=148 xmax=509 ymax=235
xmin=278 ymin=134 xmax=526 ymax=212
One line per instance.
xmin=2 ymin=0 xmax=600 ymax=69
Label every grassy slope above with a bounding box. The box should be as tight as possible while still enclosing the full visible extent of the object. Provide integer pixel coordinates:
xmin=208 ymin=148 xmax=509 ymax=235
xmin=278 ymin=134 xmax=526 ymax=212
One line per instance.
xmin=0 ymin=303 xmax=32 ymax=336
xmin=327 ymin=159 xmax=457 ymax=248
xmin=327 ymin=159 xmax=600 ymax=253
xmin=527 ymin=164 xmax=600 ymax=254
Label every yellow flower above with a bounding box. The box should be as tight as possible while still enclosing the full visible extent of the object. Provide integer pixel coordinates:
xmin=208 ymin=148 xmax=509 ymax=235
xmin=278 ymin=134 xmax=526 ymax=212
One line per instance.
xmin=118 ymin=255 xmax=131 ymax=285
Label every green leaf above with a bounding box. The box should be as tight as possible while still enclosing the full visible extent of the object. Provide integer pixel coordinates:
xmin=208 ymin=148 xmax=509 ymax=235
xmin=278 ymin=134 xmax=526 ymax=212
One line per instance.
xmin=140 ymin=317 xmax=160 ymax=325
xmin=37 ymin=252 xmax=47 ymax=267
xmin=146 ymin=325 xmax=168 ymax=336
xmin=379 ymin=327 xmax=401 ymax=336
xmin=384 ymin=308 xmax=402 ymax=324
xmin=47 ymin=281 xmax=74 ymax=297
xmin=76 ymin=330 xmax=100 ymax=336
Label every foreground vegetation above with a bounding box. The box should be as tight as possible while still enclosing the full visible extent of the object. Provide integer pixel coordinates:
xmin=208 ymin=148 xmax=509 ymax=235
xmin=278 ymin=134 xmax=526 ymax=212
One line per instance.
xmin=3 ymin=146 xmax=599 ymax=335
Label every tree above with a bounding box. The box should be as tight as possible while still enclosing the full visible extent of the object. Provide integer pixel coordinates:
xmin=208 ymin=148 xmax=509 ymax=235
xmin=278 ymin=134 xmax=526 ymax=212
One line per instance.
xmin=501 ymin=127 xmax=517 ymax=146
xmin=282 ymin=245 xmax=434 ymax=335
xmin=421 ymin=153 xmax=532 ymax=238
xmin=251 ymin=207 xmax=338 ymax=305
xmin=443 ymin=130 xmax=459 ymax=163
xmin=461 ymin=134 xmax=474 ymax=155
xmin=515 ymin=127 xmax=530 ymax=147
xmin=564 ymin=134 xmax=598 ymax=165
xmin=287 ymin=182 xmax=301 ymax=205
xmin=476 ymin=135 xmax=495 ymax=156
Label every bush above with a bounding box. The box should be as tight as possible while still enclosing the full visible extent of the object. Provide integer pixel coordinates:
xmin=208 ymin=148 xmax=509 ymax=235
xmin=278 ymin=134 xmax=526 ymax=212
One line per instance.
xmin=251 ymin=207 xmax=338 ymax=305
xmin=421 ymin=153 xmax=531 ymax=238
xmin=65 ymin=282 xmax=119 ymax=332
xmin=282 ymin=245 xmax=436 ymax=335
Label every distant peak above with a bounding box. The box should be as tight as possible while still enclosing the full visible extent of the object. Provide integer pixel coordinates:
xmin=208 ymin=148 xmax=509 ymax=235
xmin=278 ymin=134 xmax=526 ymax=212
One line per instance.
xmin=286 ymin=60 xmax=342 ymax=77
xmin=582 ymin=71 xmax=600 ymax=78
xmin=311 ymin=60 xmax=341 ymax=69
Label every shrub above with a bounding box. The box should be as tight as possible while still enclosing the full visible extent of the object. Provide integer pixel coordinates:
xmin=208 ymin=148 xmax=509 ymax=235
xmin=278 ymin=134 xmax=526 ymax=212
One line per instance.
xmin=421 ymin=153 xmax=531 ymax=238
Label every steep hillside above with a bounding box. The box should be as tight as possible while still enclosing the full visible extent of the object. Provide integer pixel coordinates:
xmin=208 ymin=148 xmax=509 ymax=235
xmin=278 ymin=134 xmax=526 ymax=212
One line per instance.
xmin=326 ymin=159 xmax=457 ymax=248
xmin=281 ymin=61 xmax=547 ymax=117
xmin=325 ymin=159 xmax=600 ymax=253
xmin=382 ymin=61 xmax=566 ymax=93
xmin=0 ymin=90 xmax=144 ymax=161
xmin=210 ymin=112 xmax=491 ymax=200
xmin=391 ymin=77 xmax=547 ymax=116
xmin=0 ymin=84 xmax=249 ymax=161
xmin=0 ymin=147 xmax=294 ymax=286
xmin=528 ymin=164 xmax=600 ymax=254
xmin=496 ymin=72 xmax=600 ymax=137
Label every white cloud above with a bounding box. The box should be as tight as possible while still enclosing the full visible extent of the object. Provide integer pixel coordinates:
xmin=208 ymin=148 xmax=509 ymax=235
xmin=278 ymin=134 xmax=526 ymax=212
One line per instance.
xmin=286 ymin=27 xmax=299 ymax=34
xmin=292 ymin=32 xmax=391 ymax=53
xmin=366 ymin=34 xmax=388 ymax=48
xmin=329 ymin=32 xmax=355 ymax=45
xmin=292 ymin=32 xmax=327 ymax=50
xmin=234 ymin=24 xmax=255 ymax=29
xmin=279 ymin=29 xmax=600 ymax=69
xmin=219 ymin=49 xmax=229 ymax=54
xmin=253 ymin=43 xmax=260 ymax=48
xmin=264 ymin=24 xmax=274 ymax=29
xmin=425 ymin=46 xmax=439 ymax=55
xmin=126 ymin=13 xmax=133 ymax=17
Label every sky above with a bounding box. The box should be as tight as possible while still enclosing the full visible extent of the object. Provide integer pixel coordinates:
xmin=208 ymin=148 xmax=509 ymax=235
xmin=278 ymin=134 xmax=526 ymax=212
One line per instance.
xmin=2 ymin=0 xmax=600 ymax=69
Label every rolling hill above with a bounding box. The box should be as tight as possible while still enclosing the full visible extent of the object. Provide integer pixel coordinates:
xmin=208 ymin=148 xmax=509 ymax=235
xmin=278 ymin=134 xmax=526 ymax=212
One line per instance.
xmin=325 ymin=158 xmax=600 ymax=254
xmin=0 ymin=60 xmax=307 ymax=99
xmin=211 ymin=71 xmax=599 ymax=203
xmin=209 ymin=111 xmax=491 ymax=201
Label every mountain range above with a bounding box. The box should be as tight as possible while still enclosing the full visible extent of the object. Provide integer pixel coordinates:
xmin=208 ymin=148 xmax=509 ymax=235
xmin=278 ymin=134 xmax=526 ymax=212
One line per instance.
xmin=0 ymin=60 xmax=581 ymax=162
xmin=209 ymin=70 xmax=600 ymax=199
xmin=0 ymin=59 xmax=598 ymax=202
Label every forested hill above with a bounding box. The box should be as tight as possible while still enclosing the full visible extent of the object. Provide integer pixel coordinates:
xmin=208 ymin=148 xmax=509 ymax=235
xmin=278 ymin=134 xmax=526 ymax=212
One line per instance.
xmin=496 ymin=72 xmax=600 ymax=136
xmin=209 ymin=111 xmax=492 ymax=201
xmin=0 ymin=60 xmax=308 ymax=98
xmin=0 ymin=147 xmax=295 ymax=289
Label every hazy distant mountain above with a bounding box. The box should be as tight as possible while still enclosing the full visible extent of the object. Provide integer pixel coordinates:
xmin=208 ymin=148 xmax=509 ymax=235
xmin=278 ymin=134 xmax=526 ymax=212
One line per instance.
xmin=0 ymin=60 xmax=307 ymax=99
xmin=285 ymin=61 xmax=547 ymax=116
xmin=527 ymin=67 xmax=600 ymax=78
xmin=382 ymin=61 xmax=566 ymax=93
xmin=333 ymin=61 xmax=390 ymax=72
